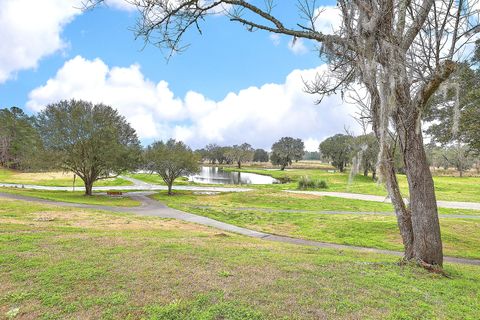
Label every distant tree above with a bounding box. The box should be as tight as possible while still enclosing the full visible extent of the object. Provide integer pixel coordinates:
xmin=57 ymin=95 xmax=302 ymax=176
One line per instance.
xmin=253 ymin=148 xmax=269 ymax=162
xmin=270 ymin=137 xmax=305 ymax=170
xmin=461 ymin=91 xmax=480 ymax=156
xmin=194 ymin=148 xmax=209 ymax=162
xmin=303 ymin=151 xmax=321 ymax=161
xmin=145 ymin=139 xmax=199 ymax=195
xmin=226 ymin=143 xmax=254 ymax=168
xmin=355 ymin=133 xmax=379 ymax=179
xmin=440 ymin=144 xmax=474 ymax=177
xmin=205 ymin=143 xmax=222 ymax=164
xmin=0 ymin=107 xmax=40 ymax=169
xmin=319 ymin=134 xmax=354 ymax=173
xmin=36 ymin=100 xmax=142 ymax=196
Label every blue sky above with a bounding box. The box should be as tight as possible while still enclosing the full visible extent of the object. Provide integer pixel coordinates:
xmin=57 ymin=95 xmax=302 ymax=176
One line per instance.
xmin=0 ymin=0 xmax=357 ymax=150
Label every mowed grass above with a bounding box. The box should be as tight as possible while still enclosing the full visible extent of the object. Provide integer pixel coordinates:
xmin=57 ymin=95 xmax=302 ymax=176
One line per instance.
xmin=155 ymin=191 xmax=480 ymax=259
xmin=223 ymin=167 xmax=480 ymax=202
xmin=0 ymin=188 xmax=140 ymax=207
xmin=0 ymin=168 xmax=132 ymax=187
xmin=1 ymin=199 xmax=479 ymax=319
xmin=127 ymin=173 xmax=191 ymax=185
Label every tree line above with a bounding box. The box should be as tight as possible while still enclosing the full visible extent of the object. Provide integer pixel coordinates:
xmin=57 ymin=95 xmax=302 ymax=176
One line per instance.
xmin=196 ymin=137 xmax=305 ymax=170
xmin=2 ymin=99 xmax=477 ymax=198
xmin=0 ymin=100 xmax=304 ymax=195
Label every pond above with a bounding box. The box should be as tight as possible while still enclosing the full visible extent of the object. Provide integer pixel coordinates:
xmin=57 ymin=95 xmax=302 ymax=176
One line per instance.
xmin=189 ymin=166 xmax=278 ymax=185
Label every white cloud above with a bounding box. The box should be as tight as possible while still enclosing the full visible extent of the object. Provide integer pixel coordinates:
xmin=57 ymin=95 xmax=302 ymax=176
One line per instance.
xmin=27 ymin=56 xmax=361 ymax=149
xmin=270 ymin=34 xmax=281 ymax=46
xmin=0 ymin=0 xmax=82 ymax=83
xmin=288 ymin=38 xmax=308 ymax=55
xmin=314 ymin=6 xmax=342 ymax=34
xmin=103 ymin=0 xmax=136 ymax=11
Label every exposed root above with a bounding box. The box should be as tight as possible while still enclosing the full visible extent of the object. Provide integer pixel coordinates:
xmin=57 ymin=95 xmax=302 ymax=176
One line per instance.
xmin=398 ymin=257 xmax=449 ymax=277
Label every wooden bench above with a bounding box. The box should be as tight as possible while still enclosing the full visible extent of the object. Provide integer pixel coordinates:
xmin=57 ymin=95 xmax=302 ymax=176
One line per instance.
xmin=106 ymin=191 xmax=123 ymax=197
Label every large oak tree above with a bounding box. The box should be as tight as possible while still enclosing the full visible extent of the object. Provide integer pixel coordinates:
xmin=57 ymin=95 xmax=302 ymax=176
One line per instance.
xmin=37 ymin=100 xmax=142 ymax=195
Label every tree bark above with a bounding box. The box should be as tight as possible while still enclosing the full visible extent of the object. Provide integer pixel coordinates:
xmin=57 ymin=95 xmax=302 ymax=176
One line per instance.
xmin=363 ymin=168 xmax=369 ymax=176
xmin=237 ymin=161 xmax=241 ymax=169
xmin=167 ymin=182 xmax=173 ymax=195
xmin=381 ymin=146 xmax=415 ymax=260
xmin=281 ymin=164 xmax=286 ymax=171
xmin=402 ymin=127 xmax=443 ymax=266
xmin=84 ymin=180 xmax=93 ymax=196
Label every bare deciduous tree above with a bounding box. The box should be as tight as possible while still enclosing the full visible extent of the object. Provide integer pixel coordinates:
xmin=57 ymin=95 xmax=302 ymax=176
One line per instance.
xmin=87 ymin=0 xmax=479 ymax=267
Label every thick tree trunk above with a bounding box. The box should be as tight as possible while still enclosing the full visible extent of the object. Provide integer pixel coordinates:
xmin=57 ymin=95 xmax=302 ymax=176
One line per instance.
xmin=237 ymin=161 xmax=241 ymax=169
xmin=380 ymin=146 xmax=415 ymax=260
xmin=167 ymin=183 xmax=173 ymax=195
xmin=280 ymin=164 xmax=286 ymax=171
xmin=363 ymin=168 xmax=368 ymax=176
xmin=84 ymin=180 xmax=93 ymax=196
xmin=403 ymin=128 xmax=443 ymax=266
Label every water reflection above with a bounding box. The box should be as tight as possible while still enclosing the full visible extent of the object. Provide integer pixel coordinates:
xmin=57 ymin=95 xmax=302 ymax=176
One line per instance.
xmin=189 ymin=167 xmax=277 ymax=185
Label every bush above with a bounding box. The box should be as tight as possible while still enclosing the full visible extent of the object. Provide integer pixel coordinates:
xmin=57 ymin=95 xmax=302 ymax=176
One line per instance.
xmin=274 ymin=176 xmax=292 ymax=184
xmin=317 ymin=180 xmax=328 ymax=189
xmin=298 ymin=176 xmax=328 ymax=189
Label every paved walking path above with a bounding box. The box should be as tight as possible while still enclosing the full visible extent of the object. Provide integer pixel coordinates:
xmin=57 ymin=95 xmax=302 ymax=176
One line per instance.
xmin=286 ymin=191 xmax=480 ymax=211
xmin=1 ymin=191 xmax=478 ymax=266
xmin=0 ymin=180 xmax=251 ymax=193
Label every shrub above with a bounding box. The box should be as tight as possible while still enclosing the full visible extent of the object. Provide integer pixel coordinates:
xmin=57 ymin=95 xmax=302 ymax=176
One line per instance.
xmin=298 ymin=176 xmax=328 ymax=189
xmin=317 ymin=180 xmax=328 ymax=189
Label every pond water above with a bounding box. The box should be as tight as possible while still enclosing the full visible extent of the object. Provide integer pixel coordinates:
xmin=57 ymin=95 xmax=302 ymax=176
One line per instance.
xmin=189 ymin=166 xmax=277 ymax=185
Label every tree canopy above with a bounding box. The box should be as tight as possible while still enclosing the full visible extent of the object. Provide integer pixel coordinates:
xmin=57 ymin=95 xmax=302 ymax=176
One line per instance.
xmin=0 ymin=107 xmax=40 ymax=170
xmin=145 ymin=139 xmax=199 ymax=195
xmin=253 ymin=148 xmax=269 ymax=162
xmin=225 ymin=143 xmax=254 ymax=168
xmin=319 ymin=134 xmax=353 ymax=173
xmin=270 ymin=137 xmax=304 ymax=170
xmin=36 ymin=100 xmax=142 ymax=195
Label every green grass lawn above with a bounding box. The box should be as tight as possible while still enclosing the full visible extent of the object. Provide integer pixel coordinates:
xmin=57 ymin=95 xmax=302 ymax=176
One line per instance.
xmin=0 ymin=168 xmax=132 ymax=187
xmin=223 ymin=167 xmax=480 ymax=202
xmin=1 ymin=199 xmax=479 ymax=319
xmin=0 ymin=188 xmax=140 ymax=207
xmin=127 ymin=173 xmax=191 ymax=185
xmin=154 ymin=191 xmax=480 ymax=259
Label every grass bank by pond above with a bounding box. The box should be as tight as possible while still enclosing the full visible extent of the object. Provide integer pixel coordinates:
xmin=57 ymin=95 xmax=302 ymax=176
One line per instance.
xmin=223 ymin=167 xmax=480 ymax=202
xmin=1 ymin=199 xmax=479 ymax=319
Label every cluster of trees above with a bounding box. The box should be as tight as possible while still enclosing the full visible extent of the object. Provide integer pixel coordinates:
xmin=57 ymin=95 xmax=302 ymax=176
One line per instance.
xmin=195 ymin=143 xmax=256 ymax=168
xmin=0 ymin=100 xmax=307 ymax=194
xmin=423 ymin=46 xmax=480 ymax=176
xmin=196 ymin=137 xmax=305 ymax=170
xmin=0 ymin=100 xmax=198 ymax=196
xmin=0 ymin=107 xmax=41 ymax=169
xmin=319 ymin=133 xmax=379 ymax=179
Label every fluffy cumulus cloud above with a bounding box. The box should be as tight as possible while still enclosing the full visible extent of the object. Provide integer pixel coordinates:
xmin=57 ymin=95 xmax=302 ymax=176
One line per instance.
xmin=0 ymin=0 xmax=83 ymax=83
xmin=27 ymin=56 xmax=360 ymax=150
xmin=314 ymin=5 xmax=342 ymax=34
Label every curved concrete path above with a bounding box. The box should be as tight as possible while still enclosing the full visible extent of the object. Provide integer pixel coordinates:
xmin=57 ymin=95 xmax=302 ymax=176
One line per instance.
xmin=1 ymin=191 xmax=478 ymax=266
xmin=286 ymin=190 xmax=480 ymax=211
xmin=0 ymin=179 xmax=251 ymax=193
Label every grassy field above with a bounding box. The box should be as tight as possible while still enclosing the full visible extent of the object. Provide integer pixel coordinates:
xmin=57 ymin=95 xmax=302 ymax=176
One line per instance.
xmin=1 ymin=199 xmax=479 ymax=319
xmin=223 ymin=167 xmax=480 ymax=202
xmin=127 ymin=173 xmax=191 ymax=185
xmin=155 ymin=191 xmax=480 ymax=259
xmin=0 ymin=168 xmax=132 ymax=187
xmin=0 ymin=188 xmax=140 ymax=207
